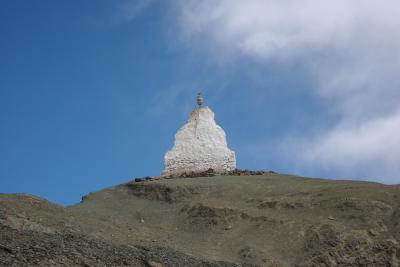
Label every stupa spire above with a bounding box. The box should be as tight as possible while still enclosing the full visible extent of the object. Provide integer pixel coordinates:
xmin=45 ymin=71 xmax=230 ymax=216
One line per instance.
xmin=197 ymin=93 xmax=203 ymax=107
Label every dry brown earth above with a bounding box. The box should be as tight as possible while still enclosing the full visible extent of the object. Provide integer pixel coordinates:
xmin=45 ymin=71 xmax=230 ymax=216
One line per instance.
xmin=1 ymin=173 xmax=400 ymax=266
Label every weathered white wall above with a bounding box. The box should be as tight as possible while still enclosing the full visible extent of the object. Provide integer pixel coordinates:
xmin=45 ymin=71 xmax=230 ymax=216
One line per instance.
xmin=162 ymin=106 xmax=236 ymax=176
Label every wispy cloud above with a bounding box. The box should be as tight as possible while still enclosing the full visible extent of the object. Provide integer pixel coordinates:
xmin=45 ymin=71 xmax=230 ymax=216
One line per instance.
xmin=280 ymin=110 xmax=400 ymax=183
xmin=116 ymin=0 xmax=155 ymax=22
xmin=169 ymin=0 xmax=400 ymax=183
xmin=148 ymin=84 xmax=198 ymax=117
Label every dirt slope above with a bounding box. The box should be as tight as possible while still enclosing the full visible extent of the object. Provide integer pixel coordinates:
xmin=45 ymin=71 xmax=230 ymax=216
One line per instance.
xmin=1 ymin=173 xmax=400 ymax=266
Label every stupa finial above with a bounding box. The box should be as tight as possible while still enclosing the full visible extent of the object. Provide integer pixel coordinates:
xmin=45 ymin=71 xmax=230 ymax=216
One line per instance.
xmin=197 ymin=93 xmax=203 ymax=107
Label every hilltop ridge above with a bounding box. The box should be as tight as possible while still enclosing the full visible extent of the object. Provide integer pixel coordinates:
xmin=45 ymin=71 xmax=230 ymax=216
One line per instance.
xmin=1 ymin=173 xmax=400 ymax=266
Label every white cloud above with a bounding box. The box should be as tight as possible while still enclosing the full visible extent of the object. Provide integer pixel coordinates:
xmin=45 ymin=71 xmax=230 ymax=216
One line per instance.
xmin=281 ymin=110 xmax=400 ymax=183
xmin=171 ymin=0 xmax=400 ymax=183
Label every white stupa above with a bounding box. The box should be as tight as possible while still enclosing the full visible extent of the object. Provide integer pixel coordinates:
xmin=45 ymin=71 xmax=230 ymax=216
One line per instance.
xmin=162 ymin=94 xmax=236 ymax=176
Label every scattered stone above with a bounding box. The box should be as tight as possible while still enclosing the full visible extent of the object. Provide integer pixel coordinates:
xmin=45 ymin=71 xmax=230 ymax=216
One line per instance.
xmin=161 ymin=168 xmax=273 ymax=179
xmin=133 ymin=176 xmax=156 ymax=182
xmin=147 ymin=260 xmax=163 ymax=267
xmin=257 ymin=201 xmax=278 ymax=209
xmin=227 ymin=169 xmax=269 ymax=176
xmin=0 ymin=244 xmax=13 ymax=254
xmin=0 ymin=222 xmax=250 ymax=267
xmin=304 ymin=224 xmax=341 ymax=254
xmin=125 ymin=182 xmax=198 ymax=203
xmin=368 ymin=229 xmax=378 ymax=236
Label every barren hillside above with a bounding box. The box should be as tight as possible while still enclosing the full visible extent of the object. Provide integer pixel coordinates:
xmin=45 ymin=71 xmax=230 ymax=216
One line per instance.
xmin=1 ymin=173 xmax=400 ymax=266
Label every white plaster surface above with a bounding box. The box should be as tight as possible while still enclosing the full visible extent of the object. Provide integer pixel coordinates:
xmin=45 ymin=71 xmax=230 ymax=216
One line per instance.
xmin=162 ymin=106 xmax=236 ymax=176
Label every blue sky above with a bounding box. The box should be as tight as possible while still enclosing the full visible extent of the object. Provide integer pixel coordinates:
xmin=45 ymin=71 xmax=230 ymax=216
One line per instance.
xmin=1 ymin=0 xmax=399 ymax=205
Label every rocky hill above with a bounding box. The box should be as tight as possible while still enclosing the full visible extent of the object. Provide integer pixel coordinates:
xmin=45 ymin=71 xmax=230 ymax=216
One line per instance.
xmin=1 ymin=172 xmax=400 ymax=266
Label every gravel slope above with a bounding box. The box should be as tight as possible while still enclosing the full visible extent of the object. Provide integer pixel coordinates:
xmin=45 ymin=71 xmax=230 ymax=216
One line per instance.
xmin=1 ymin=173 xmax=400 ymax=266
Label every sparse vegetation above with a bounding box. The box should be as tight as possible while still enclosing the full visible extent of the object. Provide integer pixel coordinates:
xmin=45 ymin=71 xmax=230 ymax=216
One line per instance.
xmin=1 ymin=173 xmax=400 ymax=266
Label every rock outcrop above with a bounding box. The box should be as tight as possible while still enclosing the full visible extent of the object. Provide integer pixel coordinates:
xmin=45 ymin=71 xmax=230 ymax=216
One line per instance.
xmin=162 ymin=106 xmax=236 ymax=176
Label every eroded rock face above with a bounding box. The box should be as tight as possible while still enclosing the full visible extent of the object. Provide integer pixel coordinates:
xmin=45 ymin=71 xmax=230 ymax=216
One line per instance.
xmin=162 ymin=106 xmax=236 ymax=177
